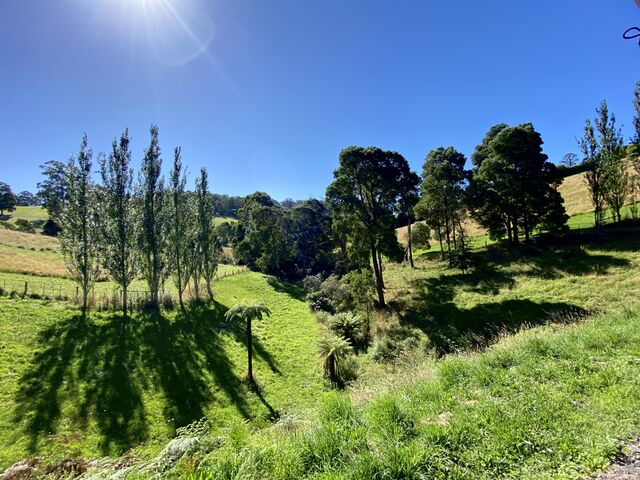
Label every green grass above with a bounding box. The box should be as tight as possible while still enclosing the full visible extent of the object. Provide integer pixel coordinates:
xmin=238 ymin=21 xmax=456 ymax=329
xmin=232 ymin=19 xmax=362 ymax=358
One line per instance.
xmin=0 ymin=272 xmax=325 ymax=470
xmin=181 ymin=307 xmax=640 ymax=480
xmin=384 ymin=224 xmax=640 ymax=355
xmin=213 ymin=216 xmax=237 ymax=226
xmin=1 ymin=206 xmax=49 ymax=230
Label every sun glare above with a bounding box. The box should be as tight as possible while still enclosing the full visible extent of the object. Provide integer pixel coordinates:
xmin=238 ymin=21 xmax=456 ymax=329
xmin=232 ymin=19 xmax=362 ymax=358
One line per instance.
xmin=91 ymin=0 xmax=216 ymax=66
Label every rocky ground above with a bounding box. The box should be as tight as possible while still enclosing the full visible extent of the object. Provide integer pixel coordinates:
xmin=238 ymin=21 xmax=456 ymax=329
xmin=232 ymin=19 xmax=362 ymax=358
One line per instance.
xmin=595 ymin=441 xmax=640 ymax=480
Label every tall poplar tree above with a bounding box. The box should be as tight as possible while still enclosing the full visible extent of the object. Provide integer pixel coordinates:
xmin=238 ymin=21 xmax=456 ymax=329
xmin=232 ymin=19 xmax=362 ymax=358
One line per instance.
xmin=168 ymin=147 xmax=192 ymax=310
xmin=195 ymin=167 xmax=220 ymax=300
xmin=99 ymin=129 xmax=138 ymax=319
xmin=60 ymin=134 xmax=100 ymax=314
xmin=138 ymin=125 xmax=168 ymax=310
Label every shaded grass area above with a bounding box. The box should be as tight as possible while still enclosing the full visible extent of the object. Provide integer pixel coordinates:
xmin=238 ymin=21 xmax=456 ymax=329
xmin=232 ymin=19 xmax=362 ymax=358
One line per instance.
xmin=0 ymin=272 xmax=324 ymax=469
xmin=186 ymin=308 xmax=640 ymax=480
xmin=384 ymin=224 xmax=640 ymax=355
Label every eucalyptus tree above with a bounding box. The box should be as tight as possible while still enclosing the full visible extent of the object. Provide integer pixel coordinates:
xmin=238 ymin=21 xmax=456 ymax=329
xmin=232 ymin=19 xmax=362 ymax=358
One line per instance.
xmin=397 ymin=165 xmax=420 ymax=268
xmin=224 ymin=301 xmax=271 ymax=385
xmin=98 ymin=129 xmax=138 ymax=318
xmin=37 ymin=160 xmax=67 ymax=222
xmin=416 ymin=147 xmax=467 ymax=265
xmin=195 ymin=167 xmax=221 ymax=300
xmin=326 ymin=146 xmax=411 ymax=307
xmin=168 ymin=147 xmax=193 ymax=311
xmin=59 ymin=134 xmax=101 ymax=314
xmin=137 ymin=125 xmax=168 ymax=310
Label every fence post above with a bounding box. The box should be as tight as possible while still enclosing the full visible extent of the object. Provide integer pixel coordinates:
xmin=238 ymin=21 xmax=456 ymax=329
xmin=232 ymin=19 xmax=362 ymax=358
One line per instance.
xmin=75 ymin=286 xmax=79 ymax=301
xmin=24 ymin=282 xmax=28 ymax=297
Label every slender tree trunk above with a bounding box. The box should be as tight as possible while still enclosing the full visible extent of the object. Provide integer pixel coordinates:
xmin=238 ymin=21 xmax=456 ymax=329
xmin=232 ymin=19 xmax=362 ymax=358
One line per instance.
xmin=193 ymin=276 xmax=200 ymax=300
xmin=122 ymin=286 xmax=128 ymax=320
xmin=377 ymin=250 xmax=385 ymax=289
xmin=407 ymin=218 xmax=414 ymax=268
xmin=512 ymin=220 xmax=519 ymax=245
xmin=206 ymin=278 xmax=213 ymax=300
xmin=247 ymin=319 xmax=254 ymax=384
xmin=506 ymin=219 xmax=513 ymax=244
xmin=437 ymin=224 xmax=445 ymax=260
xmin=370 ymin=240 xmax=385 ymax=307
xmin=329 ymin=354 xmax=336 ymax=383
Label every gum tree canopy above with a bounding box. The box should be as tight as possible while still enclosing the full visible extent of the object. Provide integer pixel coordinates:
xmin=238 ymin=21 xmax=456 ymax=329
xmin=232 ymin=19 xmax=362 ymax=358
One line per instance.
xmin=326 ymin=146 xmax=415 ymax=307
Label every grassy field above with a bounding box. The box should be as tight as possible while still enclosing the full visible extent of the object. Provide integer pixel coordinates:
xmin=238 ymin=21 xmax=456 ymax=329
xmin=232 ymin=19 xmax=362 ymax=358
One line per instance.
xmin=0 ymin=206 xmax=49 ymax=230
xmin=0 ymin=272 xmax=325 ymax=470
xmin=181 ymin=307 xmax=640 ymax=480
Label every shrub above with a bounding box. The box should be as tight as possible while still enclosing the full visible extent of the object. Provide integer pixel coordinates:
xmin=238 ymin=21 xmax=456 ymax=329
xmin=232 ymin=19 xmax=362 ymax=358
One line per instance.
xmin=0 ymin=220 xmax=16 ymax=230
xmin=42 ymin=219 xmax=61 ymax=236
xmin=370 ymin=334 xmax=397 ymax=362
xmin=306 ymin=275 xmax=352 ymax=313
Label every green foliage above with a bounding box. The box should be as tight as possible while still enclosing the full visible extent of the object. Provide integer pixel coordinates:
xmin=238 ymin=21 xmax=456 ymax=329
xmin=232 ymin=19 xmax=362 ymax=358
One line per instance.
xmin=137 ymin=125 xmax=169 ymax=309
xmin=59 ymin=134 xmax=101 ymax=312
xmin=194 ymin=168 xmax=221 ymax=300
xmin=326 ymin=146 xmax=417 ymax=306
xmin=411 ymin=222 xmax=431 ymax=249
xmin=469 ymin=123 xmax=568 ymax=243
xmin=36 ymin=160 xmax=66 ymax=220
xmin=41 ymin=218 xmax=61 ymax=237
xmin=305 ymin=274 xmax=352 ymax=314
xmin=234 ymin=192 xmax=294 ymax=278
xmin=318 ymin=334 xmax=354 ymax=386
xmin=327 ymin=312 xmax=367 ymax=347
xmin=14 ymin=218 xmax=35 ymax=233
xmin=98 ymin=129 xmax=138 ymax=317
xmin=16 ymin=191 xmax=37 ymax=207
xmin=225 ymin=300 xmax=272 ymax=384
xmin=182 ymin=308 xmax=640 ymax=480
xmin=415 ymin=146 xmax=467 ymax=264
xmin=168 ymin=147 xmax=193 ymax=310
xmin=0 ymin=182 xmax=17 ymax=216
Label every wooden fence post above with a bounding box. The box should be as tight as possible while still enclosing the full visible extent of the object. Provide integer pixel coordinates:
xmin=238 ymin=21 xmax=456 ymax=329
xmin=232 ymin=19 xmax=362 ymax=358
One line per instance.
xmin=24 ymin=282 xmax=28 ymax=297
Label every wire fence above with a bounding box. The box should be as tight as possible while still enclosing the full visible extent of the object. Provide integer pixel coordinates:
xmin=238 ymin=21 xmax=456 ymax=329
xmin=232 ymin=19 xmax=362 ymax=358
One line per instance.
xmin=0 ymin=266 xmax=249 ymax=311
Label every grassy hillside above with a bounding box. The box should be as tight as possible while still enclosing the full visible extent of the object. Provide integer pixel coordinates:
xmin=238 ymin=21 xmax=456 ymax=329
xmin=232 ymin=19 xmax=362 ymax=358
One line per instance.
xmin=181 ymin=307 xmax=640 ymax=480
xmin=0 ymin=272 xmax=325 ymax=470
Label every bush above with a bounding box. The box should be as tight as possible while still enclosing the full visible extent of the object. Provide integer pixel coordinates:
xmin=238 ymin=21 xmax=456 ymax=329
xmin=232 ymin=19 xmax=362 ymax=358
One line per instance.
xmin=370 ymin=335 xmax=397 ymax=362
xmin=42 ymin=219 xmax=61 ymax=236
xmin=0 ymin=220 xmax=16 ymax=230
xmin=306 ymin=275 xmax=352 ymax=313
xmin=15 ymin=219 xmax=35 ymax=233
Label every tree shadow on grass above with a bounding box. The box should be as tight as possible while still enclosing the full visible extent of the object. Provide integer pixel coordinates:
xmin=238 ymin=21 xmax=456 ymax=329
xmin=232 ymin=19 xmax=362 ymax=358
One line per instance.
xmin=391 ymin=278 xmax=588 ymax=356
xmin=13 ymin=300 xmax=282 ymax=456
xmin=266 ymin=276 xmax=306 ymax=301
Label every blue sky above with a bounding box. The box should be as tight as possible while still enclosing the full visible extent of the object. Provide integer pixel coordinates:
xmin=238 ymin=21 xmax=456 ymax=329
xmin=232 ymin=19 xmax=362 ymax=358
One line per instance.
xmin=0 ymin=0 xmax=638 ymax=200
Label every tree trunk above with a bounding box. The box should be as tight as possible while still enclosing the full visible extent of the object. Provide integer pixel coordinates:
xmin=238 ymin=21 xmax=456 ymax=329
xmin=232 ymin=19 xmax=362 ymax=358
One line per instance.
xmin=193 ymin=277 xmax=200 ymax=300
xmin=512 ymin=220 xmax=520 ymax=245
xmin=437 ymin=224 xmax=445 ymax=260
xmin=506 ymin=220 xmax=513 ymax=244
xmin=247 ymin=318 xmax=254 ymax=384
xmin=377 ymin=250 xmax=385 ymax=289
xmin=328 ymin=354 xmax=336 ymax=383
xmin=370 ymin=240 xmax=385 ymax=307
xmin=122 ymin=286 xmax=128 ymax=319
xmin=206 ymin=278 xmax=213 ymax=300
xmin=407 ymin=218 xmax=414 ymax=268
